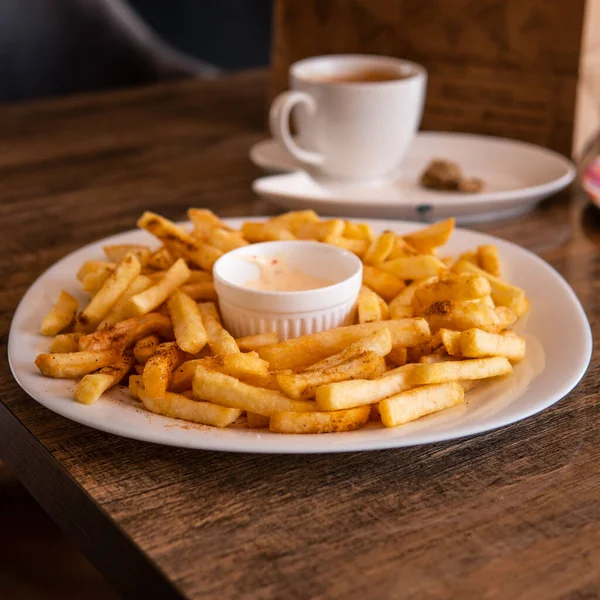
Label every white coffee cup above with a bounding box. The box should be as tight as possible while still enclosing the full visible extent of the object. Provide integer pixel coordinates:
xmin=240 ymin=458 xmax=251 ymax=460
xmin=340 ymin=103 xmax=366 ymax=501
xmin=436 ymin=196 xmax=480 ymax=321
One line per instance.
xmin=269 ymin=54 xmax=427 ymax=183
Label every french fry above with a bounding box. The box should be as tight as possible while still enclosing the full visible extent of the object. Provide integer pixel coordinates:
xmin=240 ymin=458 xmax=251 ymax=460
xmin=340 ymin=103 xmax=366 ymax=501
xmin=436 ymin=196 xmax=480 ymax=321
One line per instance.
xmin=357 ymin=285 xmax=385 ymax=323
xmin=247 ymin=412 xmax=270 ymax=429
xmin=494 ymin=306 xmax=518 ymax=330
xmin=459 ymin=249 xmax=479 ymax=266
xmin=270 ymin=406 xmax=370 ymax=434
xmin=99 ymin=275 xmax=153 ymax=327
xmin=103 ymin=244 xmax=151 ymax=266
xmin=460 ymin=328 xmax=526 ymax=361
xmin=76 ymin=260 xmax=114 ymax=282
xmin=179 ymin=282 xmax=217 ymax=302
xmin=259 ymin=319 xmax=430 ymax=370
xmin=140 ymin=389 xmax=242 ymax=428
xmin=146 ymin=246 xmax=175 ymax=270
xmin=418 ymin=348 xmax=456 ymax=364
xmin=40 ymin=290 xmax=78 ymax=336
xmin=77 ymin=253 xmax=141 ymax=331
xmin=406 ymin=332 xmax=443 ymax=363
xmin=363 ymin=232 xmax=396 ymax=265
xmin=188 ymin=208 xmax=230 ymax=237
xmin=402 ymin=218 xmax=455 ymax=253
xmin=389 ymin=304 xmax=414 ymax=319
xmin=170 ymin=352 xmax=269 ymax=391
xmin=343 ymin=221 xmax=374 ymax=241
xmin=75 ymin=351 xmax=135 ymax=405
xmin=379 ymin=382 xmax=464 ymax=427
xmin=412 ymin=274 xmax=491 ymax=311
xmin=236 ymin=332 xmax=279 ymax=352
xmin=241 ymin=221 xmax=295 ymax=242
xmin=362 ymin=265 xmax=405 ymax=301
xmin=82 ymin=268 xmax=114 ymax=294
xmin=423 ymin=300 xmax=504 ymax=333
xmin=315 ymin=363 xmax=416 ymax=411
xmin=294 ymin=219 xmax=344 ymax=241
xmin=241 ymin=371 xmax=282 ymax=390
xmin=388 ymin=277 xmax=438 ymax=311
xmin=205 ymin=228 xmax=249 ymax=252
xmin=277 ymin=351 xmax=384 ymax=399
xmin=79 ymin=313 xmax=172 ymax=351
xmin=133 ymin=334 xmax=161 ymax=364
xmin=168 ymin=291 xmax=208 ymax=354
xmin=127 ymin=258 xmax=190 ymax=317
xmin=452 ymin=260 xmax=528 ymax=317
xmin=478 ymin=244 xmax=501 ymax=277
xmin=305 ymin=328 xmax=392 ymax=371
xmin=35 ymin=350 xmax=116 ymax=379
xmin=49 ymin=333 xmax=81 ymax=353
xmin=386 ymin=346 xmax=407 ymax=366
xmin=138 ymin=212 xmax=222 ymax=270
xmin=325 ymin=235 xmax=369 ymax=258
xmin=269 ymin=210 xmax=319 ymax=227
xmin=388 ymin=237 xmax=419 ymax=260
xmin=192 ymin=365 xmax=315 ymax=416
xmin=408 ymin=357 xmax=512 ymax=385
xmin=439 ymin=329 xmax=462 ymax=356
xmin=379 ymin=255 xmax=447 ymax=280
xmin=143 ymin=341 xmax=186 ymax=400
xmin=129 ymin=374 xmax=143 ymax=400
xmin=198 ymin=302 xmax=239 ymax=355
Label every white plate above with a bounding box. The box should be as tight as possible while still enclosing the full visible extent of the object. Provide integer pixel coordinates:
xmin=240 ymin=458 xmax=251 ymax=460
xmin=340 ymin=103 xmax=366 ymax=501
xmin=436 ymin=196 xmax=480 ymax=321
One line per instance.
xmin=8 ymin=218 xmax=591 ymax=454
xmin=251 ymin=133 xmax=575 ymax=224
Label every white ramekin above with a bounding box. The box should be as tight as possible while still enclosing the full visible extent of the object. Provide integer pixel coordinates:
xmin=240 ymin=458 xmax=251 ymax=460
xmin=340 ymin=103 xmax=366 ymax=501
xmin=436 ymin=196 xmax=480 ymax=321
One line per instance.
xmin=213 ymin=241 xmax=363 ymax=340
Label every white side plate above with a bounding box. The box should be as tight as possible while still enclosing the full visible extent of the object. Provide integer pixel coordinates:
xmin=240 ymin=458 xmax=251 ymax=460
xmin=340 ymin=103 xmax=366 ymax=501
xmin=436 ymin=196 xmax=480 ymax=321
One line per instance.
xmin=251 ymin=133 xmax=575 ymax=224
xmin=8 ymin=218 xmax=591 ymax=453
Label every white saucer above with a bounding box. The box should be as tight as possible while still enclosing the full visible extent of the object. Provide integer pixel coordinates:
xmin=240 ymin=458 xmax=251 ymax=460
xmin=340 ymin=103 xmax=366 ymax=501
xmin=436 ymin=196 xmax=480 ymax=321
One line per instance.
xmin=251 ymin=132 xmax=575 ymax=224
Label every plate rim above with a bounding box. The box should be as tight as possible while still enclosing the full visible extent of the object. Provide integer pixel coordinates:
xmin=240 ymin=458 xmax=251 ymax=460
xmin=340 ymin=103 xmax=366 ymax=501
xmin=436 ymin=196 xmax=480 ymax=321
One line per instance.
xmin=7 ymin=217 xmax=593 ymax=454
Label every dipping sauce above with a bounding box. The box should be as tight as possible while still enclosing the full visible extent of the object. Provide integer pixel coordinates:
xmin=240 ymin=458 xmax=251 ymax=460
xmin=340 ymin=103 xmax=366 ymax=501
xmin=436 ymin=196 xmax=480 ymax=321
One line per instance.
xmin=243 ymin=255 xmax=333 ymax=292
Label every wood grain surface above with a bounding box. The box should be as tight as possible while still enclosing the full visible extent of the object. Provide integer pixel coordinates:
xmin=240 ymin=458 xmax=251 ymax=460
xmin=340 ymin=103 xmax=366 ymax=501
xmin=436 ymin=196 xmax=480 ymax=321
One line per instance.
xmin=1 ymin=70 xmax=599 ymax=600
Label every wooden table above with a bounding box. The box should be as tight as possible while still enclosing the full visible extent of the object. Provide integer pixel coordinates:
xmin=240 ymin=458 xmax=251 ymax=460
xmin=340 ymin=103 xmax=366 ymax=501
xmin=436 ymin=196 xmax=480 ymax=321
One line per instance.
xmin=1 ymin=71 xmax=598 ymax=600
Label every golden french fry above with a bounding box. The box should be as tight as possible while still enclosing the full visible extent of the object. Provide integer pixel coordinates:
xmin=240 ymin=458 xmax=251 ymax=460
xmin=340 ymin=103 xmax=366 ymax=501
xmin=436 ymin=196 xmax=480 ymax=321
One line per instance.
xmin=423 ymin=300 xmax=505 ymax=333
xmin=389 ymin=304 xmax=414 ymax=319
xmin=494 ymin=306 xmax=518 ymax=330
xmin=35 ymin=350 xmax=116 ymax=379
xmin=259 ymin=319 xmax=430 ymax=370
xmin=402 ymin=218 xmax=455 ymax=253
xmin=241 ymin=371 xmax=282 ymax=390
xmin=343 ymin=221 xmax=374 ymax=241
xmin=241 ymin=221 xmax=295 ymax=242
xmin=270 ymin=405 xmax=370 ymax=434
xmin=406 ymin=332 xmax=443 ymax=363
xmin=478 ymin=244 xmax=501 ymax=277
xmin=306 ymin=328 xmax=392 ymax=372
xmin=198 ymin=302 xmax=239 ymax=355
xmin=294 ymin=219 xmax=344 ymax=241
xmin=247 ymin=412 xmax=270 ymax=428
xmin=315 ymin=363 xmax=416 ymax=411
xmin=170 ymin=352 xmax=269 ymax=391
xmin=143 ymin=341 xmax=186 ymax=400
xmin=140 ymin=389 xmax=242 ymax=428
xmin=460 ymin=328 xmax=526 ymax=361
xmin=325 ymin=235 xmax=368 ymax=258
xmin=408 ymin=357 xmax=512 ymax=385
xmin=82 ymin=267 xmax=114 ymax=294
xmin=205 ymin=228 xmax=249 ymax=252
xmin=386 ymin=346 xmax=407 ymax=366
xmin=380 ymin=382 xmax=464 ymax=427
xmin=357 ymin=285 xmax=385 ymax=323
xmin=127 ymin=258 xmax=190 ymax=317
xmin=439 ymin=329 xmax=462 ymax=356
xmin=269 ymin=210 xmax=319 ymax=227
xmin=129 ymin=374 xmax=143 ymax=400
xmin=146 ymin=246 xmax=175 ymax=270
xmin=76 ymin=260 xmax=114 ymax=282
xmin=277 ymin=351 xmax=384 ymax=399
xmin=441 ymin=256 xmax=455 ymax=269
xmin=77 ymin=253 xmax=141 ymax=331
xmin=133 ymin=334 xmax=161 ymax=364
xmin=362 ymin=265 xmax=405 ymax=301
xmin=99 ymin=275 xmax=153 ymax=327
xmin=103 ymin=244 xmax=151 ymax=266
xmin=236 ymin=332 xmax=279 ymax=352
xmin=75 ymin=351 xmax=135 ymax=405
xmin=413 ymin=274 xmax=491 ymax=311
xmin=387 ymin=237 xmax=419 ymax=260
xmin=192 ymin=365 xmax=315 ymax=416
xmin=459 ymin=249 xmax=479 ymax=266
xmin=79 ymin=313 xmax=172 ymax=351
xmin=40 ymin=290 xmax=78 ymax=336
xmin=138 ymin=212 xmax=222 ymax=270
xmin=178 ymin=282 xmax=217 ymax=302
xmin=389 ymin=277 xmax=438 ymax=310
xmin=379 ymin=255 xmax=447 ymax=280
xmin=418 ymin=348 xmax=456 ymax=364
xmin=168 ymin=291 xmax=208 ymax=354
xmin=49 ymin=333 xmax=81 ymax=353
xmin=452 ymin=260 xmax=528 ymax=317
xmin=363 ymin=231 xmax=396 ymax=265
xmin=188 ymin=208 xmax=230 ymax=238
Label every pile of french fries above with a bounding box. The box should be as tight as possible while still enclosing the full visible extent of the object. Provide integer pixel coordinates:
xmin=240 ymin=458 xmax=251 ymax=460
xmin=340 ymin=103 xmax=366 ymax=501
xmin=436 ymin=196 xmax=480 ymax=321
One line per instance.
xmin=35 ymin=209 xmax=529 ymax=434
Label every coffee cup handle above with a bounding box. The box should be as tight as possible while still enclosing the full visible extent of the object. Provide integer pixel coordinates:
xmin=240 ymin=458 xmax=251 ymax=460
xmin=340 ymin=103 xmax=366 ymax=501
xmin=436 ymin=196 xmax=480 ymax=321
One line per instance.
xmin=269 ymin=91 xmax=324 ymax=166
